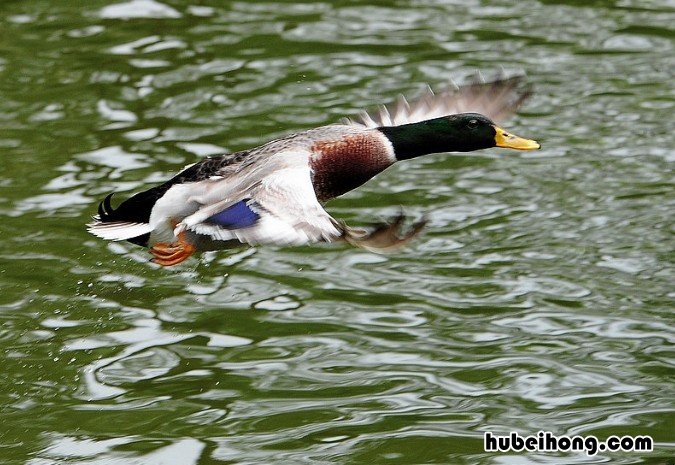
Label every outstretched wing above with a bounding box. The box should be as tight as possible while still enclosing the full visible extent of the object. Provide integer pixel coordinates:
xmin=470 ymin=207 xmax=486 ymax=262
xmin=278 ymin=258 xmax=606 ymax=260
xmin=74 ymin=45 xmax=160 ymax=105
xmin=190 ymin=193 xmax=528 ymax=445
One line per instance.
xmin=346 ymin=72 xmax=532 ymax=128
xmin=176 ymin=157 xmax=342 ymax=247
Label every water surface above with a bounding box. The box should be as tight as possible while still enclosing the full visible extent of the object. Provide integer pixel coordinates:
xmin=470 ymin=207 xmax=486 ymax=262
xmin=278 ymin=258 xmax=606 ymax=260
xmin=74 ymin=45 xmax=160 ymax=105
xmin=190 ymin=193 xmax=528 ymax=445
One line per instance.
xmin=0 ymin=0 xmax=673 ymax=464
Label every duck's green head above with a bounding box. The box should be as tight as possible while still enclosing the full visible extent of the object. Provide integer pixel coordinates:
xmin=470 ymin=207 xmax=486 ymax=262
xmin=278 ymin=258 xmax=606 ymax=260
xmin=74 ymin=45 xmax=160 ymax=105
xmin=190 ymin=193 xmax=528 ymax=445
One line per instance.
xmin=379 ymin=113 xmax=540 ymax=160
xmin=446 ymin=113 xmax=540 ymax=151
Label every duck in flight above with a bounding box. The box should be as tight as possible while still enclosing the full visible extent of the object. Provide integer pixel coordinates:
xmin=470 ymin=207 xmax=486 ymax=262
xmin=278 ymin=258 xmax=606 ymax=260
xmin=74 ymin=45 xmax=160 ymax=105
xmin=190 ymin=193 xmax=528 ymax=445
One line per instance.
xmin=88 ymin=74 xmax=540 ymax=266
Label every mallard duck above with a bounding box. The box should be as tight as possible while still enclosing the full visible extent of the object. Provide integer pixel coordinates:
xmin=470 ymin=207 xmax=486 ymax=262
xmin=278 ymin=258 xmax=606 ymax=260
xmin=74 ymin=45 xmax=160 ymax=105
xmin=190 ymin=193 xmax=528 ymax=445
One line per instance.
xmin=88 ymin=74 xmax=540 ymax=266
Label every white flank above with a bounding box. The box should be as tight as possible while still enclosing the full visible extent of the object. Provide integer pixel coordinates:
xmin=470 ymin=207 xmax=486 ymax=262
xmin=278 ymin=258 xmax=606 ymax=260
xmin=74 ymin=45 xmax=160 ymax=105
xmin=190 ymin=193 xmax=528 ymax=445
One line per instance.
xmin=87 ymin=218 xmax=153 ymax=241
xmin=346 ymin=72 xmax=531 ymax=128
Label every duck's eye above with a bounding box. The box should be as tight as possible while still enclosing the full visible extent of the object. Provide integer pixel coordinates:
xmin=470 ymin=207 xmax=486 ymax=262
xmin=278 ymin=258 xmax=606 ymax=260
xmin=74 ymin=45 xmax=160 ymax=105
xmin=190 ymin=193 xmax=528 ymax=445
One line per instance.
xmin=467 ymin=119 xmax=479 ymax=129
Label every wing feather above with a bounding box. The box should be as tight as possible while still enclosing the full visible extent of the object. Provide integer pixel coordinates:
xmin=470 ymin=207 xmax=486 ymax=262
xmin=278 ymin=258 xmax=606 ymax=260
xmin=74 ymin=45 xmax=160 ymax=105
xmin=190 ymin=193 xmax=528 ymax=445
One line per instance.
xmin=175 ymin=151 xmax=341 ymax=247
xmin=346 ymin=72 xmax=532 ymax=128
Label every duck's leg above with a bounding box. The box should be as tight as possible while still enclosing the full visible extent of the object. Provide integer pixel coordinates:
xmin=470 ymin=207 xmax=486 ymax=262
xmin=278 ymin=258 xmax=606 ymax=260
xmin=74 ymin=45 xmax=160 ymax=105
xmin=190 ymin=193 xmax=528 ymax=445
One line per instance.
xmin=336 ymin=212 xmax=427 ymax=253
xmin=150 ymin=230 xmax=196 ymax=266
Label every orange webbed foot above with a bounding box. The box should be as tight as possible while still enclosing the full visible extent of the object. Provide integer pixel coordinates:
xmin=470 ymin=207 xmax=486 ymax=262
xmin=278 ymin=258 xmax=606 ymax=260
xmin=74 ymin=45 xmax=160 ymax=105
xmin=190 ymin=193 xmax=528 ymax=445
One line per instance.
xmin=149 ymin=232 xmax=196 ymax=267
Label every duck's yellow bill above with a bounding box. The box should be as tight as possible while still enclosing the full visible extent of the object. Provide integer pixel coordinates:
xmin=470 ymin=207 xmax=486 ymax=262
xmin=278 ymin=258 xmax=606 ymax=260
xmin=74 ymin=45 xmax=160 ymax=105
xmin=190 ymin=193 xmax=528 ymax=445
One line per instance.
xmin=494 ymin=126 xmax=540 ymax=151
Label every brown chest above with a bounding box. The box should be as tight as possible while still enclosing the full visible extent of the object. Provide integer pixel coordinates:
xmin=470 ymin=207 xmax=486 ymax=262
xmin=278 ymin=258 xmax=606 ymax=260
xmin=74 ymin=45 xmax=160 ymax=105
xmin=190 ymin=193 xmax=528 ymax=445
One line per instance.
xmin=309 ymin=133 xmax=394 ymax=202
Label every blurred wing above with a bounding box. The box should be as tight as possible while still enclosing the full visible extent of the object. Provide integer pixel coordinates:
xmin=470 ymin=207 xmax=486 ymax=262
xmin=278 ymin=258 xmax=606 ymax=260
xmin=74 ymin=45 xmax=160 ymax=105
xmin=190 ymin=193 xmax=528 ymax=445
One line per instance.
xmin=346 ymin=72 xmax=532 ymax=127
xmin=177 ymin=162 xmax=341 ymax=246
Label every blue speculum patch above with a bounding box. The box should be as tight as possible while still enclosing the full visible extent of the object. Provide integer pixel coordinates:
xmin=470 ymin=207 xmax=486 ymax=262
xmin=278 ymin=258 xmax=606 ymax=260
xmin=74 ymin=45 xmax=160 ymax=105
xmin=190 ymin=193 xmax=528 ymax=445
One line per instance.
xmin=206 ymin=200 xmax=260 ymax=229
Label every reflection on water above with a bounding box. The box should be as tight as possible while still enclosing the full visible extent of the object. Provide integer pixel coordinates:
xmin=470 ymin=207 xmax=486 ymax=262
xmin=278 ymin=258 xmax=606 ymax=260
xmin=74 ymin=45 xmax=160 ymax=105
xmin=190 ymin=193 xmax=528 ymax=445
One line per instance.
xmin=1 ymin=0 xmax=673 ymax=464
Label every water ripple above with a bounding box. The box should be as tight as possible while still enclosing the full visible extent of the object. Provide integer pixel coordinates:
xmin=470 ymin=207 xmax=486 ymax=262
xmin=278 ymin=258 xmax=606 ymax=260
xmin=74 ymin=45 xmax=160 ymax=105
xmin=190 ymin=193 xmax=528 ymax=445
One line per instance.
xmin=1 ymin=0 xmax=673 ymax=464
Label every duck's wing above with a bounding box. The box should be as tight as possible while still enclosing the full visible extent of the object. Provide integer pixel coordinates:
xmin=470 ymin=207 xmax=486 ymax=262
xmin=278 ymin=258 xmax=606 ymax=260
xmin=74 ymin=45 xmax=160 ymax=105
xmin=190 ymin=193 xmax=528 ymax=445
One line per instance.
xmin=335 ymin=212 xmax=428 ymax=253
xmin=176 ymin=151 xmax=342 ymax=246
xmin=346 ymin=72 xmax=532 ymax=128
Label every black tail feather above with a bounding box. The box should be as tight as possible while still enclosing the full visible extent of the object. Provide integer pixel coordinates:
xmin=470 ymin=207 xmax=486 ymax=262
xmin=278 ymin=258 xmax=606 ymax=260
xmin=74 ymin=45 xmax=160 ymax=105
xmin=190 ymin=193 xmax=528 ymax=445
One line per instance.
xmin=98 ymin=193 xmax=115 ymax=220
xmin=94 ymin=190 xmax=163 ymax=246
xmin=96 ymin=189 xmax=163 ymax=225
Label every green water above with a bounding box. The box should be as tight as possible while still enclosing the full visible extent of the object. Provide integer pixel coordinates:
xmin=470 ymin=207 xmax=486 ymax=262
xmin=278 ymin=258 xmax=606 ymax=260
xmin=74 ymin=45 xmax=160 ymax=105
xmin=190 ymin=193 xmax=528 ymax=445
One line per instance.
xmin=1 ymin=0 xmax=673 ymax=464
